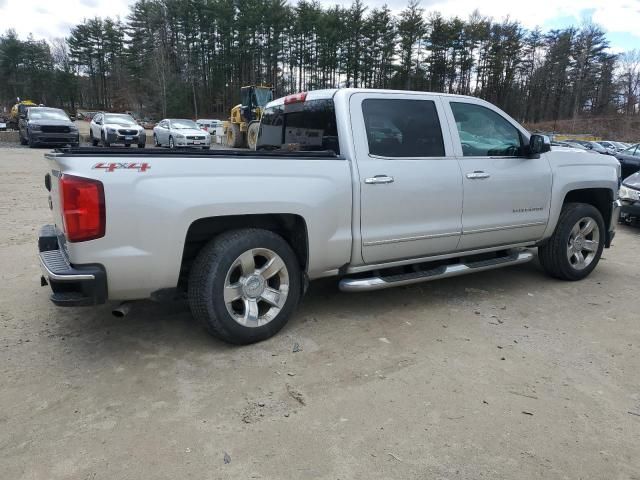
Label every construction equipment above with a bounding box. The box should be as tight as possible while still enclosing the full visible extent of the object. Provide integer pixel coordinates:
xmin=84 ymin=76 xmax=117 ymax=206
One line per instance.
xmin=225 ymin=86 xmax=273 ymax=149
xmin=8 ymin=99 xmax=38 ymax=130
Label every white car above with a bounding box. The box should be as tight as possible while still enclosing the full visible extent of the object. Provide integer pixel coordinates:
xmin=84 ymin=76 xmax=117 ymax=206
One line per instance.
xmin=153 ymin=119 xmax=211 ymax=149
xmin=196 ymin=119 xmax=222 ymax=134
xmin=89 ymin=112 xmax=146 ymax=148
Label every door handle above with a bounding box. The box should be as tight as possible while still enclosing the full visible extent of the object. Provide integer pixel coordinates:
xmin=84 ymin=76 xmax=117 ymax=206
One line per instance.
xmin=364 ymin=175 xmax=394 ymax=185
xmin=466 ymin=171 xmax=491 ymax=179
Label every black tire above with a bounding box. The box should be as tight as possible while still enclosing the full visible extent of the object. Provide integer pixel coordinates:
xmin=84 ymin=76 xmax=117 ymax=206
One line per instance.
xmin=247 ymin=121 xmax=260 ymax=150
xmin=124 ymin=144 xmax=131 ymax=148
xmin=138 ymin=142 xmax=146 ymax=148
xmin=153 ymin=134 xmax=160 ymax=147
xmin=538 ymin=202 xmax=605 ymax=281
xmin=19 ymin=132 xmax=28 ymax=146
xmin=226 ymin=123 xmax=243 ymax=148
xmin=91 ymin=132 xmax=99 ymax=147
xmin=28 ymin=135 xmax=36 ymax=148
xmin=188 ymin=229 xmax=302 ymax=345
xmin=169 ymin=136 xmax=175 ymax=149
xmin=102 ymin=133 xmax=110 ymax=148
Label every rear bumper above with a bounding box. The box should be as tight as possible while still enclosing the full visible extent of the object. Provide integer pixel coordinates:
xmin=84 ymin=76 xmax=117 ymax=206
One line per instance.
xmin=38 ymin=225 xmax=107 ymax=306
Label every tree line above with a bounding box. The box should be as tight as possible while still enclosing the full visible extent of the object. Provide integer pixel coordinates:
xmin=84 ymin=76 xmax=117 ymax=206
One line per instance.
xmin=1 ymin=0 xmax=639 ymax=124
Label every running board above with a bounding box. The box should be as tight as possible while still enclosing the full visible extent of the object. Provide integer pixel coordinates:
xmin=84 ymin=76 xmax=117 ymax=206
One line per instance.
xmin=339 ymin=251 xmax=534 ymax=292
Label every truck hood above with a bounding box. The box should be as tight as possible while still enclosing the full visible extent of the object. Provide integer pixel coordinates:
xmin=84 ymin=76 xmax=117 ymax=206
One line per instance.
xmin=622 ymin=171 xmax=640 ymax=189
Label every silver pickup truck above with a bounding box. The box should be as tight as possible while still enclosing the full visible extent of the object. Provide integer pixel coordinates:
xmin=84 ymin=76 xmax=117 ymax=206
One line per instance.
xmin=38 ymin=88 xmax=621 ymax=344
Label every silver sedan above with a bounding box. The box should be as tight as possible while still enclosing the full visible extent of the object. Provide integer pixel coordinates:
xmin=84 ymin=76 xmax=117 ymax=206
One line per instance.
xmin=153 ymin=119 xmax=211 ymax=149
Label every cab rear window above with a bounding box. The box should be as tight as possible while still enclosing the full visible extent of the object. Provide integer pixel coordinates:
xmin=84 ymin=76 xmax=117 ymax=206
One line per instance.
xmin=257 ymin=99 xmax=339 ymax=154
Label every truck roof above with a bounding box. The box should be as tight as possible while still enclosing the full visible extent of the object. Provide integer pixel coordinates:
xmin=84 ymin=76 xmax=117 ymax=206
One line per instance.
xmin=265 ymin=88 xmax=485 ymax=109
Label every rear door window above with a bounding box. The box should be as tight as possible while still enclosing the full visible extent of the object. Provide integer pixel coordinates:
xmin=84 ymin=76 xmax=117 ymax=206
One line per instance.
xmin=257 ymin=99 xmax=339 ymax=154
xmin=362 ymin=99 xmax=445 ymax=158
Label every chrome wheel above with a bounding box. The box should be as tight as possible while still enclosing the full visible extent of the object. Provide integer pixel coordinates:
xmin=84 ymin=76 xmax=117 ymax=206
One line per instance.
xmin=223 ymin=248 xmax=289 ymax=328
xmin=567 ymin=216 xmax=600 ymax=270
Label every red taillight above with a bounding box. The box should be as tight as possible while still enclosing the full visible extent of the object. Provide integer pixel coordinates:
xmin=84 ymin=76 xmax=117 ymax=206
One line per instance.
xmin=59 ymin=174 xmax=105 ymax=242
xmin=284 ymin=92 xmax=307 ymax=105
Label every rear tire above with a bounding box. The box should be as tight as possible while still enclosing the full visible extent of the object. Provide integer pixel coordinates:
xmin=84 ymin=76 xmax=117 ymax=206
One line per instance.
xmin=153 ymin=134 xmax=160 ymax=147
xmin=538 ymin=202 xmax=605 ymax=281
xmin=19 ymin=132 xmax=28 ymax=146
xmin=91 ymin=131 xmax=99 ymax=147
xmin=188 ymin=229 xmax=302 ymax=345
xmin=226 ymin=123 xmax=243 ymax=148
xmin=138 ymin=142 xmax=145 ymax=148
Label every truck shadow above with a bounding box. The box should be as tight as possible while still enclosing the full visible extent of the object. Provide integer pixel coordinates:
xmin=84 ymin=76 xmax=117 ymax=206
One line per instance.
xmin=41 ymin=258 xmax=562 ymax=359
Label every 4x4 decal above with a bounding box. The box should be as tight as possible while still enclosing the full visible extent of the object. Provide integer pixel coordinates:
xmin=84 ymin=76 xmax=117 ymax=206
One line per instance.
xmin=92 ymin=162 xmax=151 ymax=172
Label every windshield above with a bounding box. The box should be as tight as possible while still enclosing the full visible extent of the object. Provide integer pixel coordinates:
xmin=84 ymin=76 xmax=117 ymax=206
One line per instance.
xmin=254 ymin=89 xmax=273 ymax=108
xmin=171 ymin=119 xmax=198 ymax=129
xmin=29 ymin=109 xmax=69 ymax=121
xmin=104 ymin=114 xmax=138 ymax=126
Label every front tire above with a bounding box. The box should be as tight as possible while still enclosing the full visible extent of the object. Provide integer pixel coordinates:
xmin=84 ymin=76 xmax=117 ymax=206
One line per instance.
xmin=188 ymin=229 xmax=302 ymax=345
xmin=247 ymin=121 xmax=260 ymax=150
xmin=169 ymin=136 xmax=175 ymax=149
xmin=538 ymin=203 xmax=605 ymax=281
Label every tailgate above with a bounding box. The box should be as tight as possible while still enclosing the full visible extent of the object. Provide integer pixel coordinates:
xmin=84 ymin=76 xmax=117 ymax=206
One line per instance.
xmin=44 ymin=153 xmax=66 ymax=235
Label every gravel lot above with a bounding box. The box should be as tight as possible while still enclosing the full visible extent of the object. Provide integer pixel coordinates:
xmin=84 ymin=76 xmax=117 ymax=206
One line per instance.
xmin=1 ymin=147 xmax=639 ymax=480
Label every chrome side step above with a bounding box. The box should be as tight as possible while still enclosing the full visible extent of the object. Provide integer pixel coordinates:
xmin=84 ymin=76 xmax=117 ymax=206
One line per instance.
xmin=339 ymin=251 xmax=534 ymax=292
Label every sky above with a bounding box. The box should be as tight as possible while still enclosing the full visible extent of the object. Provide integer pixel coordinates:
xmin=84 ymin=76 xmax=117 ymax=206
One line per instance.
xmin=0 ymin=0 xmax=638 ymax=52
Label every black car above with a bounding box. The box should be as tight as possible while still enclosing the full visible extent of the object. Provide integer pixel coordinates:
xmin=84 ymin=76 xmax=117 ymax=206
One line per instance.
xmin=19 ymin=107 xmax=79 ymax=148
xmin=619 ymin=171 xmax=640 ymax=224
xmin=615 ymin=143 xmax=640 ymax=179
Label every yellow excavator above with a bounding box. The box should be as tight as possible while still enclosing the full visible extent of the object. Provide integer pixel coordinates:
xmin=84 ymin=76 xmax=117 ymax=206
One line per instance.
xmin=8 ymin=99 xmax=38 ymax=130
xmin=225 ymin=85 xmax=273 ymax=149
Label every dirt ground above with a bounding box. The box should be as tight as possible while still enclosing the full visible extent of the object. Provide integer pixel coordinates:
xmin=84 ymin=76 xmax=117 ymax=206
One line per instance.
xmin=1 ymin=147 xmax=639 ymax=480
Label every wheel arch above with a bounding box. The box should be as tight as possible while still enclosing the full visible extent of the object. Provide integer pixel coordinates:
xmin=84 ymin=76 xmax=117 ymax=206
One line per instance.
xmin=562 ymin=188 xmax=613 ymax=239
xmin=179 ymin=213 xmax=309 ymax=288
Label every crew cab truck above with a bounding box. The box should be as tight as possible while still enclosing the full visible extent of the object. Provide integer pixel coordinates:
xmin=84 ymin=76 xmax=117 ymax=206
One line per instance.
xmin=38 ymin=89 xmax=621 ymax=344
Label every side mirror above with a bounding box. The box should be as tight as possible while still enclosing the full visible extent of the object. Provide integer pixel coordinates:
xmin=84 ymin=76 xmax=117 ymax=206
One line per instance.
xmin=528 ymin=134 xmax=550 ymax=157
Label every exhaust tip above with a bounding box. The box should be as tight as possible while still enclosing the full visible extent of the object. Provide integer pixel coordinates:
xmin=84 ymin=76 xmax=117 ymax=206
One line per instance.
xmin=112 ymin=302 xmax=131 ymax=318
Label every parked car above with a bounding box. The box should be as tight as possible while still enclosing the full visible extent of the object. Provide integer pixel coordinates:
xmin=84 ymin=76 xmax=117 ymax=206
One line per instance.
xmin=38 ymin=88 xmax=620 ymax=345
xmin=89 ymin=112 xmax=146 ymax=148
xmin=596 ymin=141 xmax=622 ymax=154
xmin=552 ymin=141 xmax=588 ymax=151
xmin=153 ymin=119 xmax=211 ymax=149
xmin=571 ymin=140 xmax=610 ymax=155
xmin=196 ymin=119 xmax=223 ymax=134
xmin=615 ymin=143 xmax=640 ymax=178
xmin=18 ymin=107 xmax=79 ymax=148
xmin=619 ymin=171 xmax=640 ymax=224
xmin=611 ymin=141 xmax=629 ymax=151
